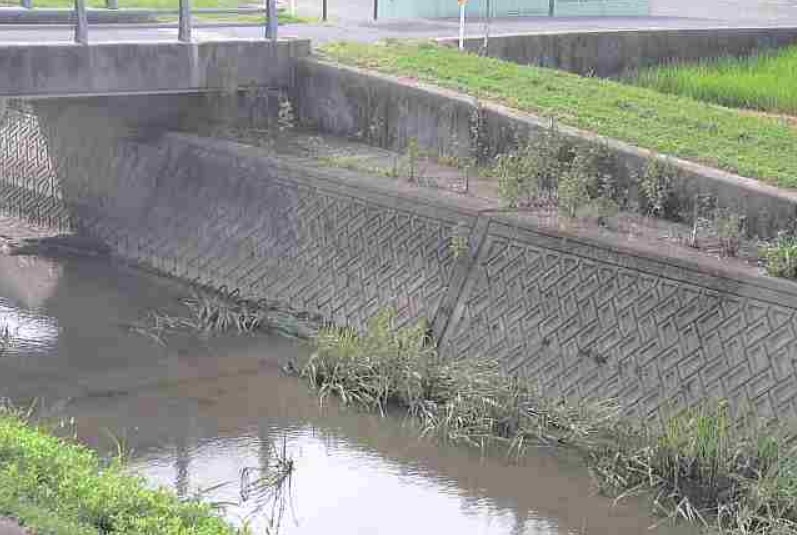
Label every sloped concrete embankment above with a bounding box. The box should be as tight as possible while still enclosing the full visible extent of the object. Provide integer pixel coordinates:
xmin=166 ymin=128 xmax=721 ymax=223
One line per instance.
xmin=32 ymin=104 xmax=797 ymax=421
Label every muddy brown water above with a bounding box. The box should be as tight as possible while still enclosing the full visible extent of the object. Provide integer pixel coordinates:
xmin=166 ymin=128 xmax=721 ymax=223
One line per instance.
xmin=0 ymin=249 xmax=695 ymax=535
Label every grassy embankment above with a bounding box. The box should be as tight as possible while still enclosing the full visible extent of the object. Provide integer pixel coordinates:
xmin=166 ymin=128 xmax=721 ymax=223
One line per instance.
xmin=0 ymin=406 xmax=237 ymax=535
xmin=633 ymin=46 xmax=797 ymax=116
xmin=319 ymin=41 xmax=797 ymax=190
xmin=301 ymin=310 xmax=797 ymax=535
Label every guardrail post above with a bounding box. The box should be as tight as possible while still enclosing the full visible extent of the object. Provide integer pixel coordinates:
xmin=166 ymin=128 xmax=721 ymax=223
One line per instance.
xmin=21 ymin=0 xmax=32 ymax=9
xmin=74 ymin=0 xmax=88 ymax=44
xmin=265 ymin=0 xmax=277 ymax=40
xmin=106 ymin=0 xmax=118 ymax=9
xmin=322 ymin=0 xmax=327 ymax=21
xmin=178 ymin=0 xmax=192 ymax=42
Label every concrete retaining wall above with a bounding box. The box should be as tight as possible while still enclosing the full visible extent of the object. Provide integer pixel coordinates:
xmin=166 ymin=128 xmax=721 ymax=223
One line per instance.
xmin=438 ymin=27 xmax=797 ymax=77
xmin=0 ymin=39 xmax=311 ymax=98
xmin=295 ymin=58 xmax=797 ymax=240
xmin=20 ymin=110 xmax=797 ymax=420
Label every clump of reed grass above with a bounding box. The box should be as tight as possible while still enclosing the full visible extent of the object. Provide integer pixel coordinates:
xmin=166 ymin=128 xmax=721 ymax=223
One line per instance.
xmin=302 ymin=309 xmax=622 ymax=453
xmin=302 ymin=309 xmax=797 ymax=534
xmin=586 ymin=402 xmax=797 ymax=534
xmin=130 ymin=287 xmax=319 ymax=345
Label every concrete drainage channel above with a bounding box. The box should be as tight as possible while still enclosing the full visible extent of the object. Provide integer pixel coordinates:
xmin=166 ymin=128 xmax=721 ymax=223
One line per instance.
xmin=1 ymin=27 xmax=797 ymax=420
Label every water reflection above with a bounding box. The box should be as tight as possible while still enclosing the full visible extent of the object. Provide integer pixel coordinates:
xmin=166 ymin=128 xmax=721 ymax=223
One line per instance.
xmin=128 ymin=427 xmax=561 ymax=535
xmin=0 ymin=252 xmax=692 ymax=535
xmin=0 ymin=298 xmax=60 ymax=356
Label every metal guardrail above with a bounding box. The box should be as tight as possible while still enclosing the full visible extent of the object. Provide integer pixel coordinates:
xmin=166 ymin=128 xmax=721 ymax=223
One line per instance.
xmin=16 ymin=0 xmax=278 ymax=43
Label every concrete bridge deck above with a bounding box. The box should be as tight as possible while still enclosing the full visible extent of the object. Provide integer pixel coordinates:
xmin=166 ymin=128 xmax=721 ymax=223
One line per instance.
xmin=0 ymin=39 xmax=310 ymax=97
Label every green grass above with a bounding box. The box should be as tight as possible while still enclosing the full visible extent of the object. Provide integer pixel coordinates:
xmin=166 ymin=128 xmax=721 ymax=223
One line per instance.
xmin=302 ymin=309 xmax=797 ymax=534
xmin=302 ymin=309 xmax=620 ymax=451
xmin=320 ymin=41 xmax=797 ymax=189
xmin=634 ymin=46 xmax=797 ymax=116
xmin=0 ymin=408 xmax=236 ymax=535
xmin=762 ymin=235 xmax=797 ymax=279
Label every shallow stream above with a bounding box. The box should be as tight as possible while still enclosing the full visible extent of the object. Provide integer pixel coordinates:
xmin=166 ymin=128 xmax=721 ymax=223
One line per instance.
xmin=0 ymin=248 xmax=691 ymax=535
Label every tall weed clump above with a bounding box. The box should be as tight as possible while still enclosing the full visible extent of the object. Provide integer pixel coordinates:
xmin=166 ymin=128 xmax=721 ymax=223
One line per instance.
xmin=495 ymin=127 xmax=627 ymax=221
xmin=586 ymin=402 xmax=797 ymax=533
xmin=302 ymin=311 xmax=797 ymax=534
xmin=302 ymin=309 xmax=623 ymax=452
xmin=762 ymin=235 xmax=797 ymax=279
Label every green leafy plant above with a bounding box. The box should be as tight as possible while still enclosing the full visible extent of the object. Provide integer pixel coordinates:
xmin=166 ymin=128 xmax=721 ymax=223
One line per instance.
xmin=0 ymin=410 xmax=236 ymax=534
xmin=714 ymin=209 xmax=745 ymax=257
xmin=406 ymin=137 xmax=420 ymax=181
xmin=448 ymin=222 xmax=470 ymax=260
xmin=495 ymin=127 xmax=570 ymax=208
xmin=640 ymin=157 xmax=681 ymax=220
xmin=762 ymin=234 xmax=797 ymax=279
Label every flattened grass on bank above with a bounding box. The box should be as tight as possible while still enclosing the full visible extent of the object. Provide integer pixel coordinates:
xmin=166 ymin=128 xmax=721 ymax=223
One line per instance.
xmin=320 ymin=41 xmax=797 ymax=189
xmin=0 ymin=410 xmax=236 ymax=535
xmin=634 ymin=46 xmax=797 ymax=116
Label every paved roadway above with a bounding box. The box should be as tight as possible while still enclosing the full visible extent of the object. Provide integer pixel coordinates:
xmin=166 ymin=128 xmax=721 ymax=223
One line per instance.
xmin=0 ymin=0 xmax=795 ymax=44
xmin=0 ymin=519 xmax=25 ymax=535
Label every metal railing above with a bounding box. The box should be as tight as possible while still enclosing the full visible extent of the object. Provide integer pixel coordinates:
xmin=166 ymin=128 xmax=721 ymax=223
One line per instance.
xmin=16 ymin=0 xmax=278 ymax=43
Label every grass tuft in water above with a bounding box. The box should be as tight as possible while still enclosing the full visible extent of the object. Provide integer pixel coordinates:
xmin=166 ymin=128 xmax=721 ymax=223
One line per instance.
xmin=130 ymin=287 xmax=320 ymax=344
xmin=302 ymin=309 xmax=622 ymax=452
xmin=302 ymin=309 xmax=797 ymax=534
xmin=587 ymin=403 xmax=797 ymax=533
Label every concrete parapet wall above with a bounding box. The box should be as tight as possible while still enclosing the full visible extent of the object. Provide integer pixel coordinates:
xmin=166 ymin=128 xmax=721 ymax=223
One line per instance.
xmin=296 ymin=58 xmax=797 ymax=240
xmin=0 ymin=7 xmax=156 ymax=24
xmin=0 ymin=39 xmax=311 ymax=98
xmin=438 ymin=27 xmax=797 ymax=77
xmin=11 ymin=98 xmax=794 ymax=420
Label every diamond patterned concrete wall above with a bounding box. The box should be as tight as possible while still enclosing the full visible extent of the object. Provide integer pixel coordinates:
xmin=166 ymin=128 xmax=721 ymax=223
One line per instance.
xmin=58 ymin=133 xmax=476 ymax=334
xmin=440 ymin=220 xmax=797 ymax=419
xmin=0 ymin=101 xmax=72 ymax=230
xmin=5 ymin=105 xmax=796 ymax=421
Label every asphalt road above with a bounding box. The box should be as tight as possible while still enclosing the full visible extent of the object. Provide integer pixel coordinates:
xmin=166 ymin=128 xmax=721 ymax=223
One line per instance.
xmin=0 ymin=0 xmax=795 ymax=44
